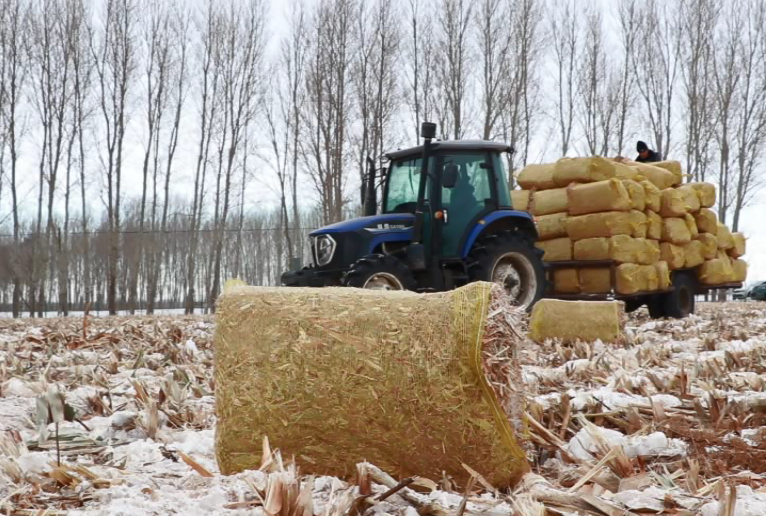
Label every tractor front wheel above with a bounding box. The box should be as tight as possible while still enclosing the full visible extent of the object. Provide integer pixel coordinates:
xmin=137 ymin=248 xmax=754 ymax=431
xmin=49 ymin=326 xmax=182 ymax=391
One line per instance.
xmin=467 ymin=231 xmax=546 ymax=310
xmin=342 ymin=254 xmax=417 ymax=291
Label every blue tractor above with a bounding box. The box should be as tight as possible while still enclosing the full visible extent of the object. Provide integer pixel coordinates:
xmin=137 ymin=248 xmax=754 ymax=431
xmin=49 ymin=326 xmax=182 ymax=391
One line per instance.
xmin=281 ymin=122 xmax=546 ymax=309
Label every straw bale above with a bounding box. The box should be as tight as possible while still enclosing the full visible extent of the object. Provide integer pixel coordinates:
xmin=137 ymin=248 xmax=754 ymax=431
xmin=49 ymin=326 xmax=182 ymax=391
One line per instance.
xmin=662 ymin=218 xmax=692 ymax=245
xmin=616 ymin=263 xmax=645 ymax=294
xmin=655 ymin=261 xmax=671 ymax=290
xmin=511 ymin=190 xmax=531 ymax=211
xmin=629 ymin=210 xmax=648 ymax=238
xmin=614 ymin=162 xmax=640 ymax=180
xmin=518 ymin=163 xmax=556 ymax=190
xmin=641 ymin=180 xmax=661 ymax=212
xmin=567 ymin=179 xmax=631 ymax=215
xmin=536 ymin=212 xmax=569 ymax=240
xmin=696 ymin=233 xmax=717 ymax=260
xmin=535 ymin=237 xmax=572 ymax=261
xmin=566 ymin=211 xmax=633 ymax=240
xmin=529 ymin=299 xmax=624 ymax=344
xmin=572 ymin=235 xmax=639 ymax=263
xmin=676 ymin=185 xmax=701 ymax=213
xmin=659 ymin=188 xmax=688 ymax=217
xmin=652 ymin=161 xmax=684 ymax=186
xmin=646 ymin=210 xmax=662 ymax=240
xmin=553 ymin=269 xmax=579 ymax=294
xmin=730 ymin=232 xmax=746 ymax=258
xmin=532 ymin=188 xmax=569 ymax=216
xmin=622 ymin=179 xmax=646 ymax=211
xmin=552 ymin=156 xmax=616 ymax=187
xmin=732 ymin=259 xmax=748 ymax=283
xmin=214 ymin=283 xmax=529 ymax=486
xmin=636 ymin=238 xmax=660 ymax=265
xmin=688 ymin=182 xmax=716 ymax=208
xmin=717 ymin=223 xmax=734 ymax=250
xmin=683 ymin=240 xmax=705 ymax=268
xmin=631 ymin=163 xmax=676 ymax=190
xmin=660 ymin=242 xmax=686 ymax=270
xmin=579 ymin=269 xmax=611 ymax=294
xmin=694 ymin=208 xmax=718 ymax=235
xmin=642 ymin=264 xmax=660 ymax=291
xmin=684 ymin=214 xmax=699 ymax=238
xmin=698 ymin=258 xmax=734 ymax=285
xmin=573 ymin=238 xmax=609 ymax=261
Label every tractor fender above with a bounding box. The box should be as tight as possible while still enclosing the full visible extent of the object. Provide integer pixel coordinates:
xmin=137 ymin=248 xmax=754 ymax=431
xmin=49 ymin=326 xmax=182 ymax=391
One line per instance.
xmin=460 ymin=210 xmax=538 ymax=258
xmin=367 ymin=229 xmax=414 ymax=254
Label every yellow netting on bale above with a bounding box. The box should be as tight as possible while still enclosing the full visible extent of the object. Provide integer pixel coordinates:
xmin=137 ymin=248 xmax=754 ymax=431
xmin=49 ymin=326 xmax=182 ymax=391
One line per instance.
xmin=535 ymin=237 xmax=572 ymax=261
xmin=717 ymin=223 xmax=734 ymax=250
xmin=511 ymin=190 xmax=531 ymax=211
xmin=613 ymin=162 xmax=640 ymax=180
xmin=660 ymin=188 xmax=688 ymax=217
xmin=631 ymin=163 xmax=676 ymax=190
xmin=676 ymin=185 xmax=701 ymax=213
xmin=636 ymin=238 xmax=660 ymax=265
xmin=730 ymin=232 xmax=746 ymax=258
xmin=532 ymin=188 xmax=569 ymax=216
xmin=214 ymin=283 xmax=529 ymax=487
xmin=622 ymin=179 xmax=646 ymax=211
xmin=535 ymin=212 xmax=569 ymax=240
xmin=553 ymin=156 xmax=616 ymax=187
xmin=567 ymin=179 xmax=631 ymax=215
xmin=566 ymin=211 xmax=633 ymax=240
xmin=697 ymin=233 xmax=717 ymax=260
xmin=641 ymin=180 xmax=661 ymax=212
xmin=733 ymin=259 xmax=748 ymax=282
xmin=518 ymin=163 xmax=556 ymax=190
xmin=662 ymin=217 xmax=692 ymax=245
xmin=529 ymin=299 xmax=624 ymax=344
xmin=684 ymin=214 xmax=699 ymax=238
xmin=660 ymin=242 xmax=686 ymax=270
xmin=684 ymin=240 xmax=705 ymax=268
xmin=694 ymin=208 xmax=718 ymax=235
xmin=698 ymin=258 xmax=734 ymax=285
xmin=652 ymin=161 xmax=684 ymax=186
xmin=629 ymin=210 xmax=648 ymax=238
xmin=646 ymin=210 xmax=662 ymax=240
xmin=689 ymin=182 xmax=716 ymax=208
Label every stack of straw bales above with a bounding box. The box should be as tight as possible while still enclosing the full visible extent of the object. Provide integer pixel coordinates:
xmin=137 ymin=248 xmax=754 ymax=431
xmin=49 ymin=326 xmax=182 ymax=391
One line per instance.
xmin=513 ymin=156 xmax=747 ymax=295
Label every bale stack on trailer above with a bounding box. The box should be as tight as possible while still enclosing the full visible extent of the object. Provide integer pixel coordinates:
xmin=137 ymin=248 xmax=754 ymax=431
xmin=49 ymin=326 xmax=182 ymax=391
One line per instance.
xmin=515 ymin=156 xmax=748 ymax=297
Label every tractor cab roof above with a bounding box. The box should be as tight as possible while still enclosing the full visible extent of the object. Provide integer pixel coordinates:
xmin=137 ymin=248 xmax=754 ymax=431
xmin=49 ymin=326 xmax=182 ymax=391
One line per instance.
xmin=385 ymin=140 xmax=513 ymax=161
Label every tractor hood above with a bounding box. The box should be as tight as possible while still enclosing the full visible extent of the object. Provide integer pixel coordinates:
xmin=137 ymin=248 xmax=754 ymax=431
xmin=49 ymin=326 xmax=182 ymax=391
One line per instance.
xmin=310 ymin=213 xmax=415 ymax=236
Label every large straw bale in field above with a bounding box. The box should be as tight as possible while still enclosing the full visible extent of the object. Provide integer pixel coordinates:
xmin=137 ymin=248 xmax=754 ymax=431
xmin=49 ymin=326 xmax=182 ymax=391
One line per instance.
xmin=532 ymin=188 xmax=569 ymax=216
xmin=632 ymin=163 xmax=676 ymax=190
xmin=662 ymin=218 xmax=692 ymax=245
xmin=653 ymin=161 xmax=684 ymax=186
xmin=660 ymin=242 xmax=686 ymax=270
xmin=694 ymin=208 xmax=718 ymax=235
xmin=630 ymin=210 xmax=648 ymax=238
xmin=717 ymin=223 xmax=734 ymax=250
xmin=730 ymin=233 xmax=746 ymax=258
xmin=567 ymin=179 xmax=631 ymax=215
xmin=676 ymin=185 xmax=701 ymax=213
xmin=646 ymin=210 xmax=662 ymax=240
xmin=622 ymin=180 xmax=646 ymax=211
xmin=214 ymin=283 xmax=529 ymax=486
xmin=660 ymin=188 xmax=688 ymax=217
xmin=733 ymin=259 xmax=748 ymax=283
xmin=536 ymin=212 xmax=569 ymax=240
xmin=553 ymin=268 xmax=579 ymax=294
xmin=641 ymin=180 xmax=661 ymax=212
xmin=579 ymin=269 xmax=611 ymax=294
xmin=698 ymin=258 xmax=734 ymax=285
xmin=696 ymin=233 xmax=717 ymax=260
xmin=529 ymin=299 xmax=624 ymax=344
xmin=655 ymin=261 xmax=671 ymax=290
xmin=553 ymin=156 xmax=615 ymax=187
xmin=684 ymin=240 xmax=705 ymax=268
xmin=511 ymin=190 xmax=530 ymax=211
xmin=535 ymin=237 xmax=572 ymax=261
xmin=518 ymin=163 xmax=556 ymax=190
xmin=688 ymin=182 xmax=716 ymax=208
xmin=566 ymin=211 xmax=633 ymax=240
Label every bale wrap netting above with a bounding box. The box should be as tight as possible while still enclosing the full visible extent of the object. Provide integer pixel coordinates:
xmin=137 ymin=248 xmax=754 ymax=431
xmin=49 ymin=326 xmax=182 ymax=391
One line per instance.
xmin=214 ymin=283 xmax=529 ymax=486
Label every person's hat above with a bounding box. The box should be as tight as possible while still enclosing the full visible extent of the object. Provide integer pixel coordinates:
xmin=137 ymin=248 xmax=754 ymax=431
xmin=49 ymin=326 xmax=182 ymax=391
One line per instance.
xmin=637 ymin=141 xmax=648 ymax=152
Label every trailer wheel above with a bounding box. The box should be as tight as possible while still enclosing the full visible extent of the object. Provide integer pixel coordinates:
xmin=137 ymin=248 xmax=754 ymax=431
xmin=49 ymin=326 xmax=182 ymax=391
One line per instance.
xmin=467 ymin=231 xmax=546 ymax=310
xmin=624 ymin=299 xmax=644 ymax=313
xmin=647 ymin=297 xmax=666 ymax=319
xmin=662 ymin=272 xmax=696 ymax=318
xmin=342 ymin=254 xmax=417 ymax=291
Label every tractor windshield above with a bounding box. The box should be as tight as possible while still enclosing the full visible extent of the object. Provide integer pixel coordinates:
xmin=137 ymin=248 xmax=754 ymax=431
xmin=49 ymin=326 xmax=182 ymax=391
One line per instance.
xmin=384 ymin=157 xmax=425 ymax=214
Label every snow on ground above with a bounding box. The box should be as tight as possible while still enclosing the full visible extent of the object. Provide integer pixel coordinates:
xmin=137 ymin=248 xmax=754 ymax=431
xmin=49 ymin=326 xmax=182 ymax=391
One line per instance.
xmin=1 ymin=303 xmax=766 ymax=515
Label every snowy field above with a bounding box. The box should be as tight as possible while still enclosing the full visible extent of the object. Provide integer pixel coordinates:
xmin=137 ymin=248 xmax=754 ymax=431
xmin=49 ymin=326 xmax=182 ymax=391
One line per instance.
xmin=1 ymin=303 xmax=765 ymax=515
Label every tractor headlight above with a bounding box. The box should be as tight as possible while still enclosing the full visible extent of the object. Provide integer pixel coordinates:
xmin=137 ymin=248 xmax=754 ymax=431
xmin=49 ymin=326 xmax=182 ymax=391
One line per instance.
xmin=314 ymin=235 xmax=336 ymax=266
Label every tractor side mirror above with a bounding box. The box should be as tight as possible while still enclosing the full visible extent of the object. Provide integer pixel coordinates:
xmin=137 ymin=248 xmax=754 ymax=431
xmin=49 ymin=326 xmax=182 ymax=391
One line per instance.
xmin=442 ymin=164 xmax=459 ymax=189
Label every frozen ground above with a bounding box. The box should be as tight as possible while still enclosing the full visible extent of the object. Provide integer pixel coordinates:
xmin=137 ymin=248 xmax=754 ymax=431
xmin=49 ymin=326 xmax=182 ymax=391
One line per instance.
xmin=0 ymin=303 xmax=765 ymax=515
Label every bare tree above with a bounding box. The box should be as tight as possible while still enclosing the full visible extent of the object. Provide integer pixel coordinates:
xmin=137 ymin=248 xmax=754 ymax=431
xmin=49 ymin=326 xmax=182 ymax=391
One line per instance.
xmin=548 ymin=0 xmax=578 ymax=156
xmin=91 ymin=0 xmax=137 ymax=315
xmin=475 ymin=0 xmax=511 ymax=140
xmin=437 ymin=0 xmax=473 ymax=140
xmin=404 ymin=0 xmax=435 ymax=142
xmin=614 ymin=0 xmax=641 ymax=156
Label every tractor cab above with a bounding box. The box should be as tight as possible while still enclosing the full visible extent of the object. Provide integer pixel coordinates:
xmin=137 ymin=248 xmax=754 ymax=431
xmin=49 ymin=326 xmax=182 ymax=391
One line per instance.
xmin=281 ymin=123 xmax=545 ymax=309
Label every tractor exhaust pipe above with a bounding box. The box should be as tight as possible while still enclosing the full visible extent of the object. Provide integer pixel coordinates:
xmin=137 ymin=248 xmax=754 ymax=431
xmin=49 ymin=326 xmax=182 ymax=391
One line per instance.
xmin=363 ymin=156 xmax=377 ymax=217
xmin=406 ymin=122 xmax=437 ymax=271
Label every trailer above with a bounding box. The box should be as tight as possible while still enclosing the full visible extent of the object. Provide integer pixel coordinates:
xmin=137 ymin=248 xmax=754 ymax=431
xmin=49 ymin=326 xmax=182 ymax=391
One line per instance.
xmin=544 ymin=259 xmax=742 ymax=318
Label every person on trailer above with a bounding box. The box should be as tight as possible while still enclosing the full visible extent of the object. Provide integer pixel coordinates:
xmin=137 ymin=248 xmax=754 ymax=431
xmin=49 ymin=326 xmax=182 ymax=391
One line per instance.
xmin=636 ymin=140 xmax=661 ymax=163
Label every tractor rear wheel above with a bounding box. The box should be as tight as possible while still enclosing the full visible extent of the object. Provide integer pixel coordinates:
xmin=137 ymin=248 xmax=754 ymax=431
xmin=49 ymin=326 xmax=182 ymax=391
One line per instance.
xmin=342 ymin=254 xmax=417 ymax=291
xmin=467 ymin=231 xmax=546 ymax=310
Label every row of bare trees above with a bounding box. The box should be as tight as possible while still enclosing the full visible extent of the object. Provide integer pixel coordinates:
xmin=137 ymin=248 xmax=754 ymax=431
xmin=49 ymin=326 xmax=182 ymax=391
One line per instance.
xmin=0 ymin=0 xmax=765 ymax=316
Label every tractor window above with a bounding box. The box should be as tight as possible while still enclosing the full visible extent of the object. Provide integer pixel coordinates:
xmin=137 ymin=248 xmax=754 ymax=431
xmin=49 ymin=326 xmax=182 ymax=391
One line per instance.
xmin=440 ymin=154 xmax=491 ymax=208
xmin=384 ymin=157 xmax=426 ymax=213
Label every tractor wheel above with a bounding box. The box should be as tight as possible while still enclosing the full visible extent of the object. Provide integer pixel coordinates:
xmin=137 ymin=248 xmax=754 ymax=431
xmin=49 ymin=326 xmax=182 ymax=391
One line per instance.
xmin=467 ymin=231 xmax=546 ymax=310
xmin=342 ymin=254 xmax=417 ymax=291
xmin=662 ymin=272 xmax=696 ymax=318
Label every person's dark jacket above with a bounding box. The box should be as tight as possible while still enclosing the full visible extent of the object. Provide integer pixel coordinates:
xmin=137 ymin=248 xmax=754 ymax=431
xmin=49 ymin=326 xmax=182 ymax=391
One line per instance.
xmin=635 ymin=149 xmax=662 ymax=163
